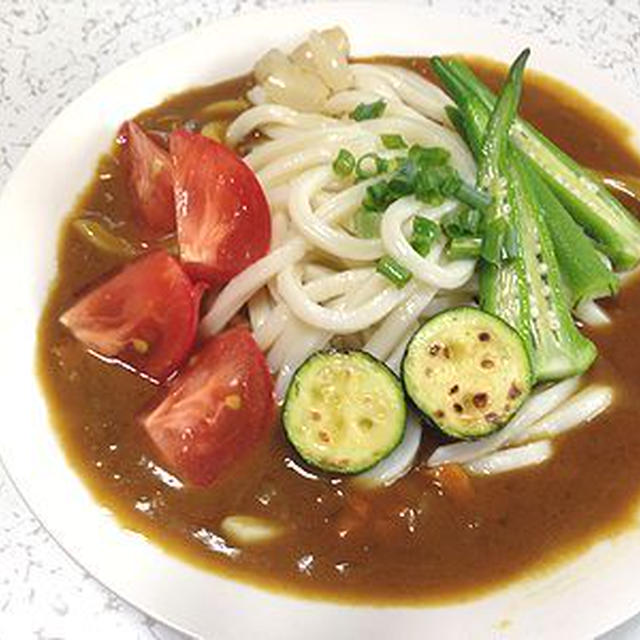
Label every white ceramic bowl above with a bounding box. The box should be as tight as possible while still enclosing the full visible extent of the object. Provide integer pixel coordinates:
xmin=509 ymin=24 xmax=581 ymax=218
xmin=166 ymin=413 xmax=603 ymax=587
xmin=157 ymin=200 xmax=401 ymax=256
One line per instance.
xmin=1 ymin=3 xmax=639 ymax=638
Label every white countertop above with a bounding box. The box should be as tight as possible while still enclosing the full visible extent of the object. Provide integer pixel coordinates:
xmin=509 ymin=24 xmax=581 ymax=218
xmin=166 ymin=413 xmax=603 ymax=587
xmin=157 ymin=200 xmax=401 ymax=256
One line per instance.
xmin=1 ymin=1 xmax=640 ymax=638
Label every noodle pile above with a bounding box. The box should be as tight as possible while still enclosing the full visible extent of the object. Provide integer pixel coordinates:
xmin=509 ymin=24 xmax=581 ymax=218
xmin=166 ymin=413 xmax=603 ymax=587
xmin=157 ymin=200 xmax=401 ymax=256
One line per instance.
xmin=199 ymin=29 xmax=614 ymax=483
xmin=200 ymin=28 xmax=477 ymax=402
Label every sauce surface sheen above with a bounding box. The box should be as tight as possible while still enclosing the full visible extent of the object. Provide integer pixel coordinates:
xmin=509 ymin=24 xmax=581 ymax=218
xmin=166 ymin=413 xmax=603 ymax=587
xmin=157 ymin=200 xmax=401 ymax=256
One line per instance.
xmin=37 ymin=56 xmax=640 ymax=604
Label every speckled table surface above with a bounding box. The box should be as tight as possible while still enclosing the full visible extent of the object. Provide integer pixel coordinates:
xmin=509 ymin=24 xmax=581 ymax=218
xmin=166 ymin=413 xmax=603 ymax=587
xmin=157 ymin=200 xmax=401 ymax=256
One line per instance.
xmin=1 ymin=1 xmax=640 ymax=638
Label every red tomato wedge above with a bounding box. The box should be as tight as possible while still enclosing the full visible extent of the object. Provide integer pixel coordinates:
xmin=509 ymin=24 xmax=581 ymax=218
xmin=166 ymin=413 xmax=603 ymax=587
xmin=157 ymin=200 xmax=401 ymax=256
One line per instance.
xmin=60 ymin=251 xmax=205 ymax=383
xmin=142 ymin=327 xmax=276 ymax=487
xmin=170 ymin=130 xmax=271 ymax=283
xmin=119 ymin=120 xmax=176 ymax=233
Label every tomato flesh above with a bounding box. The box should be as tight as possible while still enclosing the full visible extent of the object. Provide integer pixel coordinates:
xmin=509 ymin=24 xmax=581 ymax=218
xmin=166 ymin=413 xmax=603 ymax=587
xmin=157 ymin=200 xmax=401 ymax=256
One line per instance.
xmin=60 ymin=251 xmax=204 ymax=382
xmin=119 ymin=120 xmax=176 ymax=233
xmin=170 ymin=130 xmax=271 ymax=283
xmin=142 ymin=327 xmax=276 ymax=487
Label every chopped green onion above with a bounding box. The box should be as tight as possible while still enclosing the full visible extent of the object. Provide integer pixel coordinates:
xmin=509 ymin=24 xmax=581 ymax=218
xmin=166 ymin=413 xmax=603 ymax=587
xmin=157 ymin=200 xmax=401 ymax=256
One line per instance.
xmin=455 ymin=181 xmax=492 ymax=210
xmin=408 ymin=144 xmax=451 ymax=167
xmin=441 ymin=206 xmax=484 ymax=239
xmin=362 ymin=181 xmax=391 ymax=212
xmin=332 ymin=148 xmax=355 ymax=177
xmin=481 ymin=218 xmax=508 ymax=265
xmin=356 ymin=153 xmax=388 ymax=180
xmin=446 ymin=237 xmax=482 ymax=260
xmin=350 ymin=99 xmax=387 ymax=122
xmin=380 ymin=133 xmax=408 ymax=149
xmin=354 ymin=208 xmax=383 ymax=238
xmin=410 ymin=216 xmax=440 ymax=257
xmin=376 ymin=255 xmax=412 ymax=288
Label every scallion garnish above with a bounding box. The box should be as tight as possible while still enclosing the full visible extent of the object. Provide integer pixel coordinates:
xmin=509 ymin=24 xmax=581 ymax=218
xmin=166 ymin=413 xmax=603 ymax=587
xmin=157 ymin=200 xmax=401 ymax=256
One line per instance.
xmin=355 ymin=153 xmax=388 ymax=181
xmin=408 ymin=144 xmax=450 ymax=167
xmin=481 ymin=218 xmax=508 ymax=265
xmin=350 ymin=99 xmax=387 ymax=122
xmin=410 ymin=216 xmax=440 ymax=257
xmin=354 ymin=208 xmax=383 ymax=238
xmin=441 ymin=206 xmax=484 ymax=239
xmin=455 ymin=180 xmax=492 ymax=210
xmin=446 ymin=236 xmax=483 ymax=260
xmin=376 ymin=255 xmax=412 ymax=288
xmin=332 ymin=148 xmax=355 ymax=177
xmin=380 ymin=133 xmax=408 ymax=149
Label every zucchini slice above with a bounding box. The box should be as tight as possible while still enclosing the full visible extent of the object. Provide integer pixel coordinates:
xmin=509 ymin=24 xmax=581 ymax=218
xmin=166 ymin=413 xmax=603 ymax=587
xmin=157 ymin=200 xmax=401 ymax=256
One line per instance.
xmin=402 ymin=307 xmax=532 ymax=439
xmin=283 ymin=350 xmax=406 ymax=474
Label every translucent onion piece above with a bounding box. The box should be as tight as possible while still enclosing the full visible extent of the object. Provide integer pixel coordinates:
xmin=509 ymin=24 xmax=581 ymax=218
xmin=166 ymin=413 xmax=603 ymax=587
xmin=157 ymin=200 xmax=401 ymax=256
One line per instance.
xmin=307 ymin=30 xmax=354 ymax=92
xmin=464 ymin=441 xmax=553 ymax=477
xmin=291 ymin=26 xmax=351 ymax=69
xmin=254 ymin=48 xmax=330 ymax=113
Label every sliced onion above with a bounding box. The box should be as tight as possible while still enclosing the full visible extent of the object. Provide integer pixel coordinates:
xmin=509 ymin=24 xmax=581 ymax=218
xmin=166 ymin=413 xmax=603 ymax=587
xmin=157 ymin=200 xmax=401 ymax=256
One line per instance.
xmin=254 ymin=49 xmax=330 ymax=113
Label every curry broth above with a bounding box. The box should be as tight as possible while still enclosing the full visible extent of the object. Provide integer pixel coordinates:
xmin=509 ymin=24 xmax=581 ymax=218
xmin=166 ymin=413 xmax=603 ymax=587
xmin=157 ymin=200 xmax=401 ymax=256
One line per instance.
xmin=37 ymin=57 xmax=640 ymax=604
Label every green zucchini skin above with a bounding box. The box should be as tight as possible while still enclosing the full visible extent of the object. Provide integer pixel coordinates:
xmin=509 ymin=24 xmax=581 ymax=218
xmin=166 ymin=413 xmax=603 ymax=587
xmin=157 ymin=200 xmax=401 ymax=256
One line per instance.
xmin=282 ymin=350 xmax=406 ymax=474
xmin=402 ymin=307 xmax=533 ymax=440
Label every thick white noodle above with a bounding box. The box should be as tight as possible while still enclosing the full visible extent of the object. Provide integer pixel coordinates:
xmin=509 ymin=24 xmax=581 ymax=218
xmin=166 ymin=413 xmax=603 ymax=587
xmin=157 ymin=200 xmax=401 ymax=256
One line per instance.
xmin=256 ymin=267 xmax=374 ymax=351
xmin=353 ymin=414 xmax=423 ymax=489
xmin=464 ymin=441 xmax=553 ymax=477
xmin=510 ymin=385 xmax=614 ymax=445
xmin=354 ymin=312 xmax=425 ymax=489
xmin=273 ymin=271 xmax=384 ymax=399
xmin=351 ymin=63 xmax=453 ymax=124
xmin=226 ymin=104 xmax=339 ymax=147
xmin=421 ymin=292 xmax=476 ymax=319
xmin=273 ymin=319 xmax=331 ymax=400
xmin=289 ymin=167 xmax=384 ymax=261
xmin=277 ymin=265 xmax=413 ymax=333
xmin=247 ymin=287 xmax=272 ymax=333
xmin=364 ymin=285 xmax=436 ymax=360
xmin=266 ymin=185 xmax=291 ymax=212
xmin=358 ymin=117 xmax=475 ymax=181
xmin=381 ymin=197 xmax=476 ymax=289
xmin=428 ymin=377 xmax=582 ymax=466
xmin=246 ymin=127 xmax=373 ymax=171
xmin=324 ymin=90 xmax=427 ymax=124
xmin=385 ymin=321 xmax=419 ymax=375
xmin=574 ymin=299 xmax=611 ymax=327
xmin=201 ymin=238 xmax=306 ymax=336
xmin=253 ymin=303 xmax=289 ymax=351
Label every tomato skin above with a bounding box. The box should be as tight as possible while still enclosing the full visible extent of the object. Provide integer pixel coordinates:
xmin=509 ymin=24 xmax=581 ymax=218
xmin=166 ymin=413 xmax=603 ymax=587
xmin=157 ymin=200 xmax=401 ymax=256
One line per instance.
xmin=60 ymin=251 xmax=204 ymax=382
xmin=170 ymin=130 xmax=271 ymax=283
xmin=142 ymin=327 xmax=276 ymax=487
xmin=119 ymin=120 xmax=176 ymax=233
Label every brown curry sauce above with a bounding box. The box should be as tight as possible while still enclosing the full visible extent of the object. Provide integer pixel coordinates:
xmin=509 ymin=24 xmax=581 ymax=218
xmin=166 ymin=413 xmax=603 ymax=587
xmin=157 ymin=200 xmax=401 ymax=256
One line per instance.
xmin=37 ymin=56 xmax=640 ymax=604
